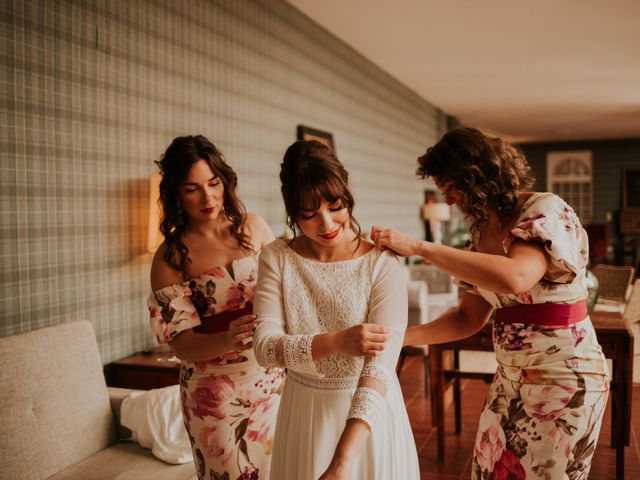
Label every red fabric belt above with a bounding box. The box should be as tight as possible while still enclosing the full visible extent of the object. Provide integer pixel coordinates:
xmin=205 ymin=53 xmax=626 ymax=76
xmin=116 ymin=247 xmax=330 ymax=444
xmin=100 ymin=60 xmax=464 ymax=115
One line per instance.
xmin=193 ymin=304 xmax=253 ymax=334
xmin=495 ymin=300 xmax=587 ymax=326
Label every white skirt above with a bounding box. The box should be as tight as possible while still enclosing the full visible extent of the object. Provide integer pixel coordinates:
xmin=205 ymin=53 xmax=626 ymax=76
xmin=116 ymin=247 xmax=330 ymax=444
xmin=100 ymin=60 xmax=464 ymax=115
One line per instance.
xmin=269 ymin=372 xmax=420 ymax=480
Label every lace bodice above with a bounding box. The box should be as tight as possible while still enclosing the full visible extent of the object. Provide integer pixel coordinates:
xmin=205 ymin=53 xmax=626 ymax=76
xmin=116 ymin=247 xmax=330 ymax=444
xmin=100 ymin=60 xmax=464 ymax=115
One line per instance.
xmin=253 ymin=239 xmax=407 ymax=429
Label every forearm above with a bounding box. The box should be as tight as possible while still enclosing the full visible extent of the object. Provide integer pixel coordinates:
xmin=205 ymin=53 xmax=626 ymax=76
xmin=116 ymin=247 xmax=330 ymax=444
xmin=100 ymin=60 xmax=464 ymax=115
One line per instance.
xmin=404 ymin=306 xmax=489 ymax=346
xmin=169 ymin=331 xmax=234 ymax=361
xmin=311 ymin=331 xmax=344 ymax=360
xmin=414 ymin=241 xmax=530 ymax=293
xmin=328 ymin=419 xmax=371 ymax=470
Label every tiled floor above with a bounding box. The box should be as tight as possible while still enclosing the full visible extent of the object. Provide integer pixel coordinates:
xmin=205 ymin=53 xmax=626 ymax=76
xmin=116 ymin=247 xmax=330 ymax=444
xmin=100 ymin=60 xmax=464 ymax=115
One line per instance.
xmin=398 ymin=355 xmax=640 ymax=479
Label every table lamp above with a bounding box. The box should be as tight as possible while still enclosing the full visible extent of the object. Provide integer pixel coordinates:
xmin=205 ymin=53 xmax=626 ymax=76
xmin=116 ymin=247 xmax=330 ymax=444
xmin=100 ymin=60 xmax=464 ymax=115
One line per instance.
xmin=422 ymin=202 xmax=451 ymax=244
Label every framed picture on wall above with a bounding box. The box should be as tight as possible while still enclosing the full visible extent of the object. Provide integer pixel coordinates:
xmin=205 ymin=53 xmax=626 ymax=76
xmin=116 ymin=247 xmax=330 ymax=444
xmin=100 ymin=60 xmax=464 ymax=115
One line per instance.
xmin=623 ymin=169 xmax=640 ymax=209
xmin=297 ymin=125 xmax=335 ymax=152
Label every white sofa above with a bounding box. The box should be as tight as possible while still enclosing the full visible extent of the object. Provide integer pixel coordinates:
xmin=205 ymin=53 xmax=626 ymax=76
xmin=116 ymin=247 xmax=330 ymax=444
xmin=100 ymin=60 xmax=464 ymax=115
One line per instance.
xmin=0 ymin=321 xmax=195 ymax=480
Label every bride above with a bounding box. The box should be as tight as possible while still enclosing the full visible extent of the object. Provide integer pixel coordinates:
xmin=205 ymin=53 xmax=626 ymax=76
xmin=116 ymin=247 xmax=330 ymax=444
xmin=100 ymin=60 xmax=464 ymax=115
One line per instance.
xmin=253 ymin=140 xmax=420 ymax=479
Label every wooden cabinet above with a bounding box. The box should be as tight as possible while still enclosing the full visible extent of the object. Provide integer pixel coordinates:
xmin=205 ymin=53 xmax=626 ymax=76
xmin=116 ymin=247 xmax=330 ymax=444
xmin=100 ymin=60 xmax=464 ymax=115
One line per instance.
xmin=105 ymin=352 xmax=180 ymax=390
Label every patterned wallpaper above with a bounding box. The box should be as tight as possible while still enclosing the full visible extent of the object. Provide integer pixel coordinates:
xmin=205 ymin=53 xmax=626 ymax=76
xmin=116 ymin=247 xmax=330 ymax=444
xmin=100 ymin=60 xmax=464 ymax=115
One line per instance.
xmin=1 ymin=0 xmax=447 ymax=363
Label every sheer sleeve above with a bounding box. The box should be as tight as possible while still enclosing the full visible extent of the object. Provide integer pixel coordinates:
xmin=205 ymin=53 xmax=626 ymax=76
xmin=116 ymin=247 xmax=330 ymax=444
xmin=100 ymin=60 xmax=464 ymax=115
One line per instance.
xmin=253 ymin=243 xmax=321 ymax=376
xmin=147 ymin=284 xmax=200 ymax=344
xmin=347 ymin=251 xmax=407 ymax=429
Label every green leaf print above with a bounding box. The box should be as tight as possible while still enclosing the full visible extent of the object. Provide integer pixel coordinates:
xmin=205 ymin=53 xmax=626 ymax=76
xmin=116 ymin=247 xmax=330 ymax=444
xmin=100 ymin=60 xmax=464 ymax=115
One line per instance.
xmin=235 ymin=417 xmax=249 ymax=444
xmin=544 ymin=345 xmax=561 ymax=355
xmin=206 ymin=280 xmax=216 ymax=298
xmin=565 ymin=389 xmax=585 ymax=409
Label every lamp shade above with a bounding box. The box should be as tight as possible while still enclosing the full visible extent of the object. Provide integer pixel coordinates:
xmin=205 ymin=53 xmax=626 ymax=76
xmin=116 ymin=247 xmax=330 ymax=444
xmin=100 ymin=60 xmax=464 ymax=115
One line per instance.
xmin=422 ymin=202 xmax=451 ymax=222
xmin=147 ymin=173 xmax=163 ymax=253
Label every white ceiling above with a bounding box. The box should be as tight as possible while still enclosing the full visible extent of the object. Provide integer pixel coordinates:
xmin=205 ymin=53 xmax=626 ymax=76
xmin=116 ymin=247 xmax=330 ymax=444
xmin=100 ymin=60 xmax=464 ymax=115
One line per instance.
xmin=287 ymin=0 xmax=640 ymax=143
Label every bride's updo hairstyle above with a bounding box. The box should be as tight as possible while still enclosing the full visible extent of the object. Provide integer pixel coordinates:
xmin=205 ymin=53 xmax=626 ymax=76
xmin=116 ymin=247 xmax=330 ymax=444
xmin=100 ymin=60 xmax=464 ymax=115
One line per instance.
xmin=280 ymin=140 xmax=361 ymax=242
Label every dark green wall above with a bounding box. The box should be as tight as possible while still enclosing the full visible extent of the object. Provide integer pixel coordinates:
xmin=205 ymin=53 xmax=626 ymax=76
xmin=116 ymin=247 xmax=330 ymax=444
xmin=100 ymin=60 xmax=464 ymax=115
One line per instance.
xmin=519 ymin=139 xmax=640 ymax=226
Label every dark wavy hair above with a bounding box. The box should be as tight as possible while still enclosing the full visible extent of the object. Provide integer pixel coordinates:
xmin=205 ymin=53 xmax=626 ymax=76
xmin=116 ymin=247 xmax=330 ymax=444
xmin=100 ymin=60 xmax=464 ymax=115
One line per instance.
xmin=280 ymin=140 xmax=361 ymax=248
xmin=155 ymin=135 xmax=252 ymax=279
xmin=417 ymin=127 xmax=535 ymax=233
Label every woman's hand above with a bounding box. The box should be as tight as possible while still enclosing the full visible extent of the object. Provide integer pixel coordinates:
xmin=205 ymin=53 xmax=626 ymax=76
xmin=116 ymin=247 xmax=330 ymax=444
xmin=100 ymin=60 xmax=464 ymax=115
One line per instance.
xmin=226 ymin=314 xmax=257 ymax=351
xmin=337 ymin=324 xmax=389 ymax=357
xmin=370 ymin=225 xmax=423 ymax=257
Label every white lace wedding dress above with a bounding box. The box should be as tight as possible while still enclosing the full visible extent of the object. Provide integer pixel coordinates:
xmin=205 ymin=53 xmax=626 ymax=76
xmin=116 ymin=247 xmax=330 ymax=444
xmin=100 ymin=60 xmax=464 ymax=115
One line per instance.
xmin=253 ymin=240 xmax=420 ymax=480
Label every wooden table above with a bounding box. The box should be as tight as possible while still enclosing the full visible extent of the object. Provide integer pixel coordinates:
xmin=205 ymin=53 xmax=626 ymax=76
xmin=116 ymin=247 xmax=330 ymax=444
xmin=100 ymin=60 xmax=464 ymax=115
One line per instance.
xmin=429 ymin=309 xmax=633 ymax=480
xmin=105 ymin=351 xmax=180 ymax=389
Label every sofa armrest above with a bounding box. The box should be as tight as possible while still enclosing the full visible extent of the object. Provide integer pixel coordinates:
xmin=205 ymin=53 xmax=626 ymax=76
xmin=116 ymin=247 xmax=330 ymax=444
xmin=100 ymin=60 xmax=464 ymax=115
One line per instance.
xmin=108 ymin=386 xmax=139 ymax=440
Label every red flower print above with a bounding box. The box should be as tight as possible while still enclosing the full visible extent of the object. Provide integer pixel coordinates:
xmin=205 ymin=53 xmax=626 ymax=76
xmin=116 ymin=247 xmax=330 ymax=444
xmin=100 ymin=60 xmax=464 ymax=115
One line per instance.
xmin=493 ymin=449 xmax=526 ymax=480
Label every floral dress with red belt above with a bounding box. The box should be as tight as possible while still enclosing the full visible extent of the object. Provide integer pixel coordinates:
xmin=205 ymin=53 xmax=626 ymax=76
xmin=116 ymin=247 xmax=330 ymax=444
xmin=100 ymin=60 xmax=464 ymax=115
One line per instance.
xmin=148 ymin=255 xmax=284 ymax=480
xmin=460 ymin=193 xmax=609 ymax=480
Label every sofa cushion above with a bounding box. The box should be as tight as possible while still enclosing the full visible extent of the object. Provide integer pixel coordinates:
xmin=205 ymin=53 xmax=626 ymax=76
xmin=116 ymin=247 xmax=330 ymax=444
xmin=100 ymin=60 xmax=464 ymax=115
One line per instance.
xmin=47 ymin=442 xmax=195 ymax=480
xmin=0 ymin=321 xmax=116 ymax=480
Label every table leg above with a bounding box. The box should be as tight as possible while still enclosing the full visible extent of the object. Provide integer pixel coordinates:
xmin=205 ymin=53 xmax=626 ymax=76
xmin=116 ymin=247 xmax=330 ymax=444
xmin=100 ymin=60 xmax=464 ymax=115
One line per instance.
xmin=430 ymin=345 xmax=445 ymax=462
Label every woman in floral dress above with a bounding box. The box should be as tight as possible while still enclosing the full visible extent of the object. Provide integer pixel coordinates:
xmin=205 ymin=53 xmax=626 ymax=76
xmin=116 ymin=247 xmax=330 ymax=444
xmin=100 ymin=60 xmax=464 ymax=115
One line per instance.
xmin=147 ymin=135 xmax=285 ymax=480
xmin=371 ymin=127 xmax=609 ymax=479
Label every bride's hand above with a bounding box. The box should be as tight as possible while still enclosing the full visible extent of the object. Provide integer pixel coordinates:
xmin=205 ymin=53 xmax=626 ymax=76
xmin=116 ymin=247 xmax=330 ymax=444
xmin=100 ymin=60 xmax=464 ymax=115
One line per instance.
xmin=370 ymin=225 xmax=422 ymax=257
xmin=337 ymin=324 xmax=389 ymax=357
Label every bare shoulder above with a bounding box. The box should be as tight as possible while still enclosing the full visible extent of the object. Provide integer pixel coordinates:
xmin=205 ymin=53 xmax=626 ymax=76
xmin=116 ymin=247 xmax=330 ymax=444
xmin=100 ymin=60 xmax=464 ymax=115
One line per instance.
xmin=150 ymin=243 xmax=183 ymax=290
xmin=246 ymin=212 xmax=275 ymax=249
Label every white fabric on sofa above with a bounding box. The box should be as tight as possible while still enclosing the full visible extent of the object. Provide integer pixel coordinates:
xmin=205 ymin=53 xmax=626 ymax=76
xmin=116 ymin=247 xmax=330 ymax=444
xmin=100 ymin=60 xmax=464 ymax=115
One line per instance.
xmin=121 ymin=385 xmax=193 ymax=465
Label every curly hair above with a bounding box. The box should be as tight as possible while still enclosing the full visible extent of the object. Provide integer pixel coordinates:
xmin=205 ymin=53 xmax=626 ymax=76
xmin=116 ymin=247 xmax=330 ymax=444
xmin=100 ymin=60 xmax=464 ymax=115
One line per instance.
xmin=280 ymin=140 xmax=361 ymax=249
xmin=155 ymin=135 xmax=252 ymax=279
xmin=417 ymin=127 xmax=535 ymax=233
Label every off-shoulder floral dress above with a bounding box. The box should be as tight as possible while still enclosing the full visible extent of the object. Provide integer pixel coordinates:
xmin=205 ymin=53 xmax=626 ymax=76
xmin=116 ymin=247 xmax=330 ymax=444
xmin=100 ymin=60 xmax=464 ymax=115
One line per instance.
xmin=148 ymin=255 xmax=284 ymax=480
xmin=461 ymin=193 xmax=609 ymax=480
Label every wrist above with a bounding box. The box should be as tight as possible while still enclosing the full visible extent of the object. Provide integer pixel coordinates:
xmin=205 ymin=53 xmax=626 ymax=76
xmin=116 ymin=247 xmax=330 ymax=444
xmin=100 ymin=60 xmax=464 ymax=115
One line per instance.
xmin=415 ymin=239 xmax=430 ymax=261
xmin=312 ymin=332 xmax=336 ymax=359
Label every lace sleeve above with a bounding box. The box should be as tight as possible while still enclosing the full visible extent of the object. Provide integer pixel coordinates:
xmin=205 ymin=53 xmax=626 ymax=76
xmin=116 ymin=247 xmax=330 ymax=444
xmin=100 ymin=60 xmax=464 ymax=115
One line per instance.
xmin=347 ymin=251 xmax=407 ymax=429
xmin=253 ymin=243 xmax=321 ymax=375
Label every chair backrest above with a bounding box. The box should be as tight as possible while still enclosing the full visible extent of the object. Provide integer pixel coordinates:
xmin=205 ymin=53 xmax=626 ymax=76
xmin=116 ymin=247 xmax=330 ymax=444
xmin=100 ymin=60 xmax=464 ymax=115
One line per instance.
xmin=591 ymin=264 xmax=636 ymax=303
xmin=408 ymin=263 xmax=455 ymax=294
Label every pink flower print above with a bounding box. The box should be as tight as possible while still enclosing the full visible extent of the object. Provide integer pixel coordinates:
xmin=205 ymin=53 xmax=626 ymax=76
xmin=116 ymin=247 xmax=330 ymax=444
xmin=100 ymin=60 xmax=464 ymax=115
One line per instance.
xmin=204 ymin=266 xmax=227 ymax=278
xmin=549 ymin=426 xmax=572 ymax=458
xmin=474 ymin=409 xmax=506 ymax=472
xmin=190 ymin=375 xmax=237 ymax=420
xmin=198 ymin=425 xmax=234 ymax=464
xmin=493 ymin=449 xmax=526 ymax=480
xmin=495 ymin=324 xmax=533 ymax=351
xmin=571 ymin=326 xmax=587 ymax=347
xmin=247 ymin=395 xmax=280 ymax=453
xmin=521 ymin=384 xmax=577 ymax=422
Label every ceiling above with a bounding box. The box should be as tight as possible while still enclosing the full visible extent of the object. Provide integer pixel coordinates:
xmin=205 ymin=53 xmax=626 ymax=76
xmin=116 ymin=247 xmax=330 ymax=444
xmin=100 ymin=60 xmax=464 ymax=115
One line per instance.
xmin=287 ymin=0 xmax=640 ymax=143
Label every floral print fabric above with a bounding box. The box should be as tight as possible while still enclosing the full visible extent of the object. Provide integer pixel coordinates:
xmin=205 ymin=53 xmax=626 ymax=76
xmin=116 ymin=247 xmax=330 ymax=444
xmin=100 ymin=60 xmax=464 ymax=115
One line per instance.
xmin=455 ymin=193 xmax=609 ymax=479
xmin=147 ymin=255 xmax=285 ymax=480
xmin=473 ymin=318 xmax=609 ymax=479
xmin=460 ymin=193 xmax=591 ymax=308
